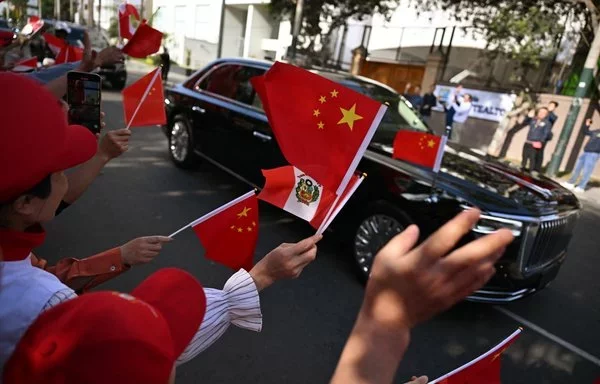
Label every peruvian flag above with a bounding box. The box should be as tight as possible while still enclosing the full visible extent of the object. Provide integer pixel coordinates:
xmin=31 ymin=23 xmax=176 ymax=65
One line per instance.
xmin=11 ymin=57 xmax=38 ymax=72
xmin=122 ymin=21 xmax=163 ymax=58
xmin=259 ymin=166 xmax=364 ymax=231
xmin=170 ymin=191 xmax=259 ymax=271
xmin=430 ymin=328 xmax=522 ymax=384
xmin=122 ymin=67 xmax=166 ymax=128
xmin=118 ymin=2 xmax=141 ymax=40
xmin=393 ymin=131 xmax=447 ymax=173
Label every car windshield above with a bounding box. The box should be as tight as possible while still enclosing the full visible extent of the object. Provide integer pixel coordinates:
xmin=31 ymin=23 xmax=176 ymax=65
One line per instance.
xmin=342 ymin=80 xmax=431 ymax=145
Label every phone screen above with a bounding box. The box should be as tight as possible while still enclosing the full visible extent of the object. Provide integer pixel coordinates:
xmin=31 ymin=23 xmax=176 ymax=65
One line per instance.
xmin=67 ymin=72 xmax=101 ymax=134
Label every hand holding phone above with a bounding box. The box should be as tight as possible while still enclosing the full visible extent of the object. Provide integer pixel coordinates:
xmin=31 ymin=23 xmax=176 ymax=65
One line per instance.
xmin=67 ymin=71 xmax=102 ymax=134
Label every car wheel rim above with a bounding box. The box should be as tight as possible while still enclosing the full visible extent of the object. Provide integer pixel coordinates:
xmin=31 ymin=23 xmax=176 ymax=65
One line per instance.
xmin=354 ymin=214 xmax=405 ymax=276
xmin=170 ymin=122 xmax=189 ymax=162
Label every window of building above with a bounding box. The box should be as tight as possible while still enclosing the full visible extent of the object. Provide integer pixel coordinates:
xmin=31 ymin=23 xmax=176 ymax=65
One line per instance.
xmin=194 ymin=4 xmax=210 ymax=40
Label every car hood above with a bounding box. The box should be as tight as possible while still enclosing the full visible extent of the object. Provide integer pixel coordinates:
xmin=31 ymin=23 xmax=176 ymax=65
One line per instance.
xmin=369 ymin=142 xmax=580 ymax=216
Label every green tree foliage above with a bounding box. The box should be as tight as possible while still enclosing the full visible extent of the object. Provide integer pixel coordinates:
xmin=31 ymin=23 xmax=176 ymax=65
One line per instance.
xmin=412 ymin=0 xmax=600 ymax=70
xmin=269 ymin=0 xmax=399 ymax=64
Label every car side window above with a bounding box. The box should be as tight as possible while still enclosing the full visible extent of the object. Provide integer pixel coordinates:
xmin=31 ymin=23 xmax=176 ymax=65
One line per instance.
xmin=197 ymin=64 xmax=243 ymax=99
xmin=197 ymin=64 xmax=265 ymax=107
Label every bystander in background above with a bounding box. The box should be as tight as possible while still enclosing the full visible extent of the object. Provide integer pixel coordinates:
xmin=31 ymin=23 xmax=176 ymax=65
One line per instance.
xmin=403 ymin=83 xmax=423 ymax=111
xmin=522 ymin=107 xmax=553 ymax=172
xmin=562 ymin=118 xmax=600 ymax=193
xmin=420 ymin=85 xmax=438 ymax=125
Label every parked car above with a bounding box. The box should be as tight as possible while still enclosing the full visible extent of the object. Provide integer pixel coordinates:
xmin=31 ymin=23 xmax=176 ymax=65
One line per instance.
xmin=39 ymin=20 xmax=127 ymax=89
xmin=162 ymin=58 xmax=580 ymax=303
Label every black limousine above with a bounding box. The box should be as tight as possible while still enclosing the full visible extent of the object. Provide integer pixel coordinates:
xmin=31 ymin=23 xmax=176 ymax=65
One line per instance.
xmin=162 ymin=58 xmax=580 ymax=303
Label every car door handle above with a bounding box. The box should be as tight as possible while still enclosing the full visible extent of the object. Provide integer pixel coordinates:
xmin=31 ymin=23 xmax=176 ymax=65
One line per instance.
xmin=192 ymin=106 xmax=206 ymax=114
xmin=253 ymin=131 xmax=272 ymax=142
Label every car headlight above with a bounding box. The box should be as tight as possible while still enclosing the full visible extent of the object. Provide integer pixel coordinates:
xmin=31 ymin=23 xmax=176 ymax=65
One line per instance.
xmin=461 ymin=205 xmax=522 ymax=236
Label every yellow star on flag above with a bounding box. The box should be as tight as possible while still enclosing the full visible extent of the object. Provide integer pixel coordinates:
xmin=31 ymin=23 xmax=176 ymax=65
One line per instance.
xmin=319 ymin=96 xmax=327 ymax=104
xmin=427 ymin=139 xmax=436 ymax=148
xmin=313 ymin=109 xmax=321 ymax=117
xmin=237 ymin=206 xmax=252 ymax=218
xmin=247 ymin=226 xmax=253 ymax=232
xmin=252 ymin=221 xmax=256 ymax=227
xmin=337 ymin=104 xmax=363 ymax=131
xmin=330 ymin=89 xmax=339 ymax=98
xmin=237 ymin=227 xmax=243 ymax=233
xmin=317 ymin=121 xmax=325 ymax=130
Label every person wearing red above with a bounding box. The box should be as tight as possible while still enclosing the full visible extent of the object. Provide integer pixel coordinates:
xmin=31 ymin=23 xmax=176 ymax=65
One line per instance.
xmin=0 ymin=73 xmax=321 ymax=373
xmin=3 ymin=268 xmax=207 ymax=384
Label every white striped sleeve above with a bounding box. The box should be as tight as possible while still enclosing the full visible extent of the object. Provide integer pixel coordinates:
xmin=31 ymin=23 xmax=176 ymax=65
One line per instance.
xmin=42 ymin=288 xmax=78 ymax=311
xmin=176 ymin=268 xmax=262 ymax=365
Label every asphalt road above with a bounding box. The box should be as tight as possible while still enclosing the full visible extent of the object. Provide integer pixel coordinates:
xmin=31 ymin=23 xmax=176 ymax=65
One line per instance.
xmin=37 ymin=64 xmax=600 ymax=383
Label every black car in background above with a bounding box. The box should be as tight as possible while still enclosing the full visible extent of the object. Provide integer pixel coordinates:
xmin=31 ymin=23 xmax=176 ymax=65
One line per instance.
xmin=39 ymin=20 xmax=127 ymax=89
xmin=162 ymin=58 xmax=580 ymax=303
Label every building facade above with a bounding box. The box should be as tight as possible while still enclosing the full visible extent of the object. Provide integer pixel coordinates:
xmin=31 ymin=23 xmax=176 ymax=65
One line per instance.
xmin=151 ymin=0 xmax=290 ymax=69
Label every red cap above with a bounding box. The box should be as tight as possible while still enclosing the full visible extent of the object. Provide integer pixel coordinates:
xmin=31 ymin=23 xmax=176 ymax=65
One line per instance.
xmin=4 ymin=268 xmax=207 ymax=384
xmin=0 ymin=73 xmax=98 ymax=202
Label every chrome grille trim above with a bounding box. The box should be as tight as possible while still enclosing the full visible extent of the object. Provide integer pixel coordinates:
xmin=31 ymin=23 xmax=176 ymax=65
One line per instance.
xmin=520 ymin=213 xmax=579 ymax=273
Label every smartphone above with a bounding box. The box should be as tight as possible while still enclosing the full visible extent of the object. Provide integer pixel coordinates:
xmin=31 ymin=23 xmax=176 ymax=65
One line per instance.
xmin=67 ymin=71 xmax=102 ymax=134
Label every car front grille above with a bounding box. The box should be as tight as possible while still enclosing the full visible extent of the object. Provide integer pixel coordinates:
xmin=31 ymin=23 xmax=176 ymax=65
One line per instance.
xmin=524 ymin=214 xmax=578 ymax=271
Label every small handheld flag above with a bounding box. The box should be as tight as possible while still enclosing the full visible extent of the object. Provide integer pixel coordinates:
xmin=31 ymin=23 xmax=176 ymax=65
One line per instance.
xmin=430 ymin=328 xmax=522 ymax=384
xmin=11 ymin=57 xmax=38 ymax=72
xmin=393 ymin=131 xmax=446 ymax=172
xmin=118 ymin=2 xmax=141 ymax=40
xmin=169 ymin=191 xmax=259 ymax=271
xmin=122 ymin=21 xmax=163 ymax=58
xmin=122 ymin=67 xmax=166 ymax=128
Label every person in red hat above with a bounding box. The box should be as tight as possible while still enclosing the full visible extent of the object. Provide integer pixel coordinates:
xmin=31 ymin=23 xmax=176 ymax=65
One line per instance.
xmin=3 ymin=268 xmax=207 ymax=384
xmin=0 ymin=72 xmax=322 ymax=372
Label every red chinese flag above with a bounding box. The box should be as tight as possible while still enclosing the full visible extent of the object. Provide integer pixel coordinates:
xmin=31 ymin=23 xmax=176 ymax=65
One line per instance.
xmin=122 ymin=22 xmax=163 ymax=58
xmin=192 ymin=194 xmax=259 ymax=271
xmin=433 ymin=329 xmax=521 ymax=384
xmin=393 ymin=131 xmax=444 ymax=170
xmin=43 ymin=33 xmax=66 ymax=56
xmin=11 ymin=57 xmax=38 ymax=72
xmin=251 ymin=62 xmax=386 ymax=195
xmin=122 ymin=67 xmax=166 ymax=128
xmin=55 ymin=45 xmax=83 ymax=64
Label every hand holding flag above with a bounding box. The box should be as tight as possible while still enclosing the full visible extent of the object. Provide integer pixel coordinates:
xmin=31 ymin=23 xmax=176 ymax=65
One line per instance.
xmin=122 ymin=67 xmax=166 ymax=128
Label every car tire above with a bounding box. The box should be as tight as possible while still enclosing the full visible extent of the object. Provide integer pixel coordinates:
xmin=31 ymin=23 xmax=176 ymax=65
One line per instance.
xmin=168 ymin=116 xmax=199 ymax=169
xmin=351 ymin=201 xmax=414 ymax=281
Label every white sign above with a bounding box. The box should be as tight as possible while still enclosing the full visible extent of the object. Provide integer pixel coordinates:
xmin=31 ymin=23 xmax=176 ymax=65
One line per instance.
xmin=433 ymin=86 xmax=516 ymax=123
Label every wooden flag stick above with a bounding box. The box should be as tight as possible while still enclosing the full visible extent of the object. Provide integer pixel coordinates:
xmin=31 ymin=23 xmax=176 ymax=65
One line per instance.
xmin=168 ymin=190 xmax=256 ymax=238
xmin=321 ymin=174 xmax=365 ymax=233
xmin=125 ymin=67 xmax=161 ymax=130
